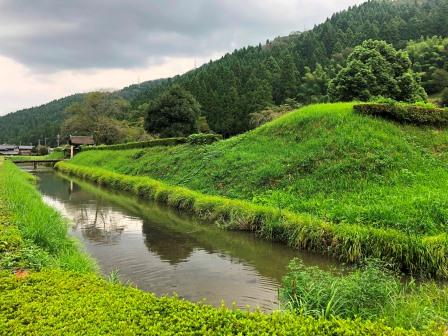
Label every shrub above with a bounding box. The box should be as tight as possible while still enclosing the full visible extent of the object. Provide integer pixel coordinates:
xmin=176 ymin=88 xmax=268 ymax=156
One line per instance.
xmin=36 ymin=145 xmax=49 ymax=156
xmin=354 ymin=103 xmax=448 ymax=126
xmin=82 ymin=137 xmax=187 ymax=151
xmin=187 ymin=133 xmax=223 ymax=145
xmin=249 ymin=103 xmax=299 ymax=128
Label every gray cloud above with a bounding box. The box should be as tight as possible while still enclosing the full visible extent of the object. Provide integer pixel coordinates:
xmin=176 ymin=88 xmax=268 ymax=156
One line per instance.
xmin=0 ymin=0 xmax=364 ymax=72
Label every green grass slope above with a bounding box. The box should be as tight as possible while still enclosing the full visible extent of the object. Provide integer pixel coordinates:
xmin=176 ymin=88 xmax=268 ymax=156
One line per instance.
xmin=70 ymin=103 xmax=448 ymax=235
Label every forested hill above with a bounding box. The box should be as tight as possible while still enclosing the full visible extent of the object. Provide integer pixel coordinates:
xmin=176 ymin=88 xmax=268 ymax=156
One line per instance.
xmin=162 ymin=0 xmax=448 ymax=136
xmin=0 ymin=94 xmax=85 ymax=147
xmin=0 ymin=79 xmax=166 ymax=147
xmin=1 ymin=0 xmax=448 ymax=145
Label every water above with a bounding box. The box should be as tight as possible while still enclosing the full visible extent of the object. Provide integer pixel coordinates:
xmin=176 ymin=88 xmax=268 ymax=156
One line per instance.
xmin=33 ymin=169 xmax=338 ymax=311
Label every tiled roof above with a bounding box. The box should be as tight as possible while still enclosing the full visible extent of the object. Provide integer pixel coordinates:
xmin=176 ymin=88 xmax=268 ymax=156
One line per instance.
xmin=69 ymin=136 xmax=94 ymax=145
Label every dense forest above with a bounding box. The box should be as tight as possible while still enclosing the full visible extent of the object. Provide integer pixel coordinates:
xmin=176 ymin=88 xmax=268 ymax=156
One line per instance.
xmin=1 ymin=0 xmax=448 ymax=145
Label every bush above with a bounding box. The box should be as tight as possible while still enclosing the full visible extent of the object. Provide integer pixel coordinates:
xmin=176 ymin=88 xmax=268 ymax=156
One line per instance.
xmin=82 ymin=138 xmax=187 ymax=151
xmin=187 ymin=133 xmax=223 ymax=145
xmin=280 ymin=259 xmax=400 ymax=320
xmin=249 ymin=103 xmax=299 ymax=128
xmin=36 ymin=145 xmax=49 ymax=156
xmin=354 ymin=103 xmax=448 ymax=126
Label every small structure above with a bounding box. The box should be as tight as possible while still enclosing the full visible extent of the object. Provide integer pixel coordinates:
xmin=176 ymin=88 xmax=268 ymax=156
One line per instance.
xmin=69 ymin=135 xmax=95 ymax=158
xmin=18 ymin=146 xmax=34 ymax=156
xmin=0 ymin=144 xmax=19 ymax=156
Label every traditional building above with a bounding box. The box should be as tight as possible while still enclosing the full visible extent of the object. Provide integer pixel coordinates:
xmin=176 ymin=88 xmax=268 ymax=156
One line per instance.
xmin=0 ymin=144 xmax=19 ymax=156
xmin=18 ymin=146 xmax=34 ymax=156
xmin=68 ymin=135 xmax=95 ymax=158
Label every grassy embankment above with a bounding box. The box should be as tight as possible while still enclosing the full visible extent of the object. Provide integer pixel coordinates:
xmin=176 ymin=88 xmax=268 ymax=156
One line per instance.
xmin=2 ymin=157 xmax=436 ymax=335
xmin=59 ymin=103 xmax=448 ymax=277
xmin=0 ymin=159 xmax=93 ymax=272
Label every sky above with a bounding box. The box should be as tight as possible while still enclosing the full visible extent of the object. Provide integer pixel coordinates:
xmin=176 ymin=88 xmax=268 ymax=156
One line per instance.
xmin=0 ymin=0 xmax=365 ymax=116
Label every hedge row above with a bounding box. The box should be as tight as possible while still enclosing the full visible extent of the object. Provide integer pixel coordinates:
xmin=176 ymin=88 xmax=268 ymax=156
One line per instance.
xmin=354 ymin=103 xmax=448 ymax=126
xmin=187 ymin=133 xmax=223 ymax=145
xmin=82 ymin=137 xmax=187 ymax=151
xmin=56 ymin=162 xmax=448 ymax=279
xmin=0 ymin=270 xmax=442 ymax=335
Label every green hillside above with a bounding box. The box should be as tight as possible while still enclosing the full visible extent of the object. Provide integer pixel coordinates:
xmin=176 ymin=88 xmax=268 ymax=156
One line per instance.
xmin=70 ymin=103 xmax=448 ymax=235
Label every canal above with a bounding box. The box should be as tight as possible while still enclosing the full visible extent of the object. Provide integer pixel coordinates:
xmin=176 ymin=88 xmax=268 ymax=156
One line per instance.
xmin=32 ymin=169 xmax=337 ymax=311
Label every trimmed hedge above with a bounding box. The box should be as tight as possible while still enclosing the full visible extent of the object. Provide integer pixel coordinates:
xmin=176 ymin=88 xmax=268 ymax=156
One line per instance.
xmin=0 ymin=270 xmax=442 ymax=335
xmin=56 ymin=162 xmax=448 ymax=279
xmin=82 ymin=137 xmax=187 ymax=151
xmin=354 ymin=103 xmax=448 ymax=126
xmin=187 ymin=133 xmax=223 ymax=145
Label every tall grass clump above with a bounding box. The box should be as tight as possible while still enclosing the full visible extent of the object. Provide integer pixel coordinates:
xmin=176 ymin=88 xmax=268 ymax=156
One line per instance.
xmin=0 ymin=159 xmax=94 ymax=272
xmin=280 ymin=259 xmax=448 ymax=331
xmin=280 ymin=259 xmax=400 ymax=319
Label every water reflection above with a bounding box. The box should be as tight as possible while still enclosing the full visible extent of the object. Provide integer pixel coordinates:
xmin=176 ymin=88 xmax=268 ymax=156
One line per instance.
xmin=36 ymin=171 xmax=338 ymax=311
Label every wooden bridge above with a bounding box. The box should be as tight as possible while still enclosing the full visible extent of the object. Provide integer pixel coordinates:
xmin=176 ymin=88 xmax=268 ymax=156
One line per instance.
xmin=11 ymin=159 xmax=64 ymax=169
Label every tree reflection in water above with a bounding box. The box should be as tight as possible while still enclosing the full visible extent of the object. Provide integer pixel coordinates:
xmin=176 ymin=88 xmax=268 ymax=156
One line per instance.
xmin=76 ymin=202 xmax=126 ymax=244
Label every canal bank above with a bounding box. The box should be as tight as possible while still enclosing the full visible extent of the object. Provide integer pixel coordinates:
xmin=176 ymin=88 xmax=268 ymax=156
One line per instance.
xmin=35 ymin=170 xmax=338 ymax=310
xmin=55 ymin=160 xmax=448 ymax=279
xmin=0 ymin=159 xmax=445 ymax=335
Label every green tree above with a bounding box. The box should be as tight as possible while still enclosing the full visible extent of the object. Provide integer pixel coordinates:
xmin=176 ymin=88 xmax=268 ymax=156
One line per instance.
xmin=144 ymin=85 xmax=201 ymax=137
xmin=441 ymin=87 xmax=448 ymax=107
xmin=407 ymin=37 xmax=448 ymax=94
xmin=429 ymin=69 xmax=448 ymax=93
xmin=297 ymin=64 xmax=330 ymax=104
xmin=329 ymin=40 xmax=427 ymax=102
xmin=61 ymin=92 xmax=132 ymax=145
xmin=273 ymin=52 xmax=300 ymax=104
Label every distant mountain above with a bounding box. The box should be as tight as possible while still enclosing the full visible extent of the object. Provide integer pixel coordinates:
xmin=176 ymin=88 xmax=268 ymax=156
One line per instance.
xmin=1 ymin=0 xmax=447 ymax=144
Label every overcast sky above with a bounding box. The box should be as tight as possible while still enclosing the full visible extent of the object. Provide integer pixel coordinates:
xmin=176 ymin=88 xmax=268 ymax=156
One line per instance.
xmin=0 ymin=0 xmax=365 ymax=116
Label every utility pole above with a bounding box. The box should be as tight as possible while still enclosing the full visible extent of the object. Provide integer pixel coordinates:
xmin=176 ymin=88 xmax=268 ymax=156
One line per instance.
xmin=44 ymin=138 xmax=48 ymax=147
xmin=38 ymin=139 xmax=41 ymax=147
